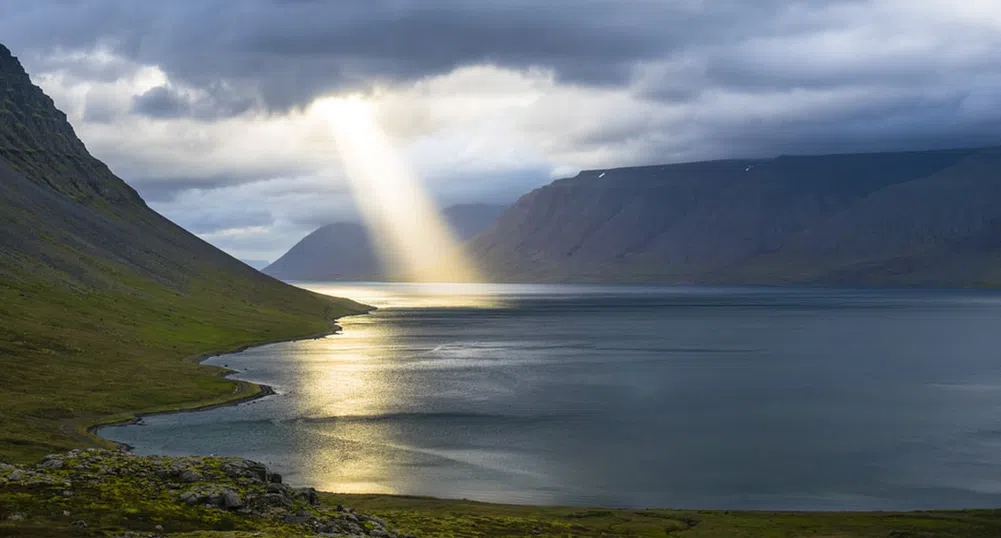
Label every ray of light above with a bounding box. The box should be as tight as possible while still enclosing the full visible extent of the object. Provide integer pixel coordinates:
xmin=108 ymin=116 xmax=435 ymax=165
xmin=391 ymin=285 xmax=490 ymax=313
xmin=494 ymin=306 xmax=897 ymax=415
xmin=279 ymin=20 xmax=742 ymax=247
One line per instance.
xmin=312 ymin=96 xmax=481 ymax=284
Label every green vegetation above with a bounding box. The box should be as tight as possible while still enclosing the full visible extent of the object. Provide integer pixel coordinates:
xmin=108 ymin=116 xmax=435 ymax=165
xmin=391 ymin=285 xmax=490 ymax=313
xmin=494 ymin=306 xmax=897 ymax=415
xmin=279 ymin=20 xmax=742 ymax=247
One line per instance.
xmin=322 ymin=494 xmax=1001 ymax=538
xmin=0 ymin=450 xmax=396 ymax=538
xmin=0 ymin=265 xmax=367 ymax=463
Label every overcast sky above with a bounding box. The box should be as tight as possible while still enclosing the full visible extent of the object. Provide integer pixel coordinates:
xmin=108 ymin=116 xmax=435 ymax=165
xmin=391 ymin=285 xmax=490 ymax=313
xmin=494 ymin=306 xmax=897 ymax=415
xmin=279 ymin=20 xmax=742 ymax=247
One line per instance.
xmin=2 ymin=0 xmax=1000 ymax=261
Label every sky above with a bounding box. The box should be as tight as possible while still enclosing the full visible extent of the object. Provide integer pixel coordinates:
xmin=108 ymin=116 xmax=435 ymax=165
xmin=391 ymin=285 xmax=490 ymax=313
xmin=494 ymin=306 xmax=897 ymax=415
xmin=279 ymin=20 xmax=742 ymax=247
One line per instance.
xmin=2 ymin=0 xmax=1000 ymax=261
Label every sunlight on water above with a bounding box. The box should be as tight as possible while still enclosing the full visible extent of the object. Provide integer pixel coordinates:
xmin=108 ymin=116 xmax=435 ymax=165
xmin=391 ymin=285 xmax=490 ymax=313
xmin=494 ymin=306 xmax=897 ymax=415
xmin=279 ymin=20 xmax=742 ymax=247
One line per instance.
xmin=293 ymin=329 xmax=398 ymax=494
xmin=302 ymin=281 xmax=506 ymax=309
xmin=312 ymin=97 xmax=483 ymax=284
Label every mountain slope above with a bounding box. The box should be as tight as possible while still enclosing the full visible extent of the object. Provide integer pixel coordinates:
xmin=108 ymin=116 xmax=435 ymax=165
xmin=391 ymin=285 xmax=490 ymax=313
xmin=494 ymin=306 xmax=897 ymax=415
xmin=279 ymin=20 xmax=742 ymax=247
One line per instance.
xmin=469 ymin=147 xmax=1001 ymax=285
xmin=0 ymin=43 xmax=369 ymax=462
xmin=265 ymin=203 xmax=506 ymax=281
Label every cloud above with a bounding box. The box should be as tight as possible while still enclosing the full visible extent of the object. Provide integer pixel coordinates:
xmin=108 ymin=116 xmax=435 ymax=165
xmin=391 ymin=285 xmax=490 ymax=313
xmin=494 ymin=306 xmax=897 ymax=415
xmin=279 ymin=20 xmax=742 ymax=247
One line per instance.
xmin=2 ymin=0 xmax=1001 ymax=259
xmin=131 ymin=84 xmax=258 ymax=120
xmin=132 ymin=86 xmax=191 ymax=118
xmin=1 ymin=1 xmax=860 ymax=112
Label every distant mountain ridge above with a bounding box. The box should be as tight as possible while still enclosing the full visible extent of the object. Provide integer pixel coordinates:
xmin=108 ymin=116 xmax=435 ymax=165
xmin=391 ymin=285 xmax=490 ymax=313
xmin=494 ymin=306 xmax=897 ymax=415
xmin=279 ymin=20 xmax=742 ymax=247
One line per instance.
xmin=468 ymin=147 xmax=1001 ymax=286
xmin=264 ymin=203 xmax=505 ymax=281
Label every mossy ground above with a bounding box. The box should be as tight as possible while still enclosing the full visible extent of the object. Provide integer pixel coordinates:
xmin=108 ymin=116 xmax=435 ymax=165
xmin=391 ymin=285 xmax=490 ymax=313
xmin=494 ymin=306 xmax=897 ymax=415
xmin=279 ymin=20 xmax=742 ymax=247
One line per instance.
xmin=0 ymin=450 xmax=388 ymax=537
xmin=321 ymin=494 xmax=1001 ymax=538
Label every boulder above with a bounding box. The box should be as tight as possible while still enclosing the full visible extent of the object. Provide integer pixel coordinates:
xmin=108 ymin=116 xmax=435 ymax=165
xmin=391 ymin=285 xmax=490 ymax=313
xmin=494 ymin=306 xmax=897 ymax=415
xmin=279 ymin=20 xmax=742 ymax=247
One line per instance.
xmin=221 ymin=489 xmax=243 ymax=509
xmin=294 ymin=486 xmax=320 ymax=505
xmin=179 ymin=470 xmax=201 ymax=483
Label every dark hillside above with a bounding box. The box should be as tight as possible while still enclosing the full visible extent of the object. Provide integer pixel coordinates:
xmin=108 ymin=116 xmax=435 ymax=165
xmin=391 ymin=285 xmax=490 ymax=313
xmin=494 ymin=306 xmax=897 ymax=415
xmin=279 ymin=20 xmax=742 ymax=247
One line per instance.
xmin=469 ymin=147 xmax=1001 ymax=285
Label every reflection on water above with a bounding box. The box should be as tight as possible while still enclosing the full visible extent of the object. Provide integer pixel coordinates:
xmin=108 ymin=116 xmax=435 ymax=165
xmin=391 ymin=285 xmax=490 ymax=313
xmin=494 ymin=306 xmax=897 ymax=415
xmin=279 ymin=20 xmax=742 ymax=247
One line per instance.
xmin=294 ymin=331 xmax=396 ymax=494
xmin=100 ymin=283 xmax=1001 ymax=510
xmin=301 ymin=281 xmax=506 ymax=309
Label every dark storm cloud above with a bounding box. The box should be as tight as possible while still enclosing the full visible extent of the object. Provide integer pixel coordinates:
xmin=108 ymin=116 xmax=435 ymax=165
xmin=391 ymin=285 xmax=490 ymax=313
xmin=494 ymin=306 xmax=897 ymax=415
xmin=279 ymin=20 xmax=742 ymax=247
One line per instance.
xmin=131 ymin=85 xmax=257 ymax=119
xmin=1 ymin=0 xmax=861 ymax=113
xmin=132 ymin=86 xmax=190 ymax=119
xmin=8 ymin=0 xmax=995 ymax=157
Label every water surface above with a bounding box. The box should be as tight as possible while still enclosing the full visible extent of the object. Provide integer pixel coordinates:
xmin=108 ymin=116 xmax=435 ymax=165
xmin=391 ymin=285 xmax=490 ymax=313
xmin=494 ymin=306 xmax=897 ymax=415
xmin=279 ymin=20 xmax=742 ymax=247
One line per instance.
xmin=101 ymin=283 xmax=1001 ymax=509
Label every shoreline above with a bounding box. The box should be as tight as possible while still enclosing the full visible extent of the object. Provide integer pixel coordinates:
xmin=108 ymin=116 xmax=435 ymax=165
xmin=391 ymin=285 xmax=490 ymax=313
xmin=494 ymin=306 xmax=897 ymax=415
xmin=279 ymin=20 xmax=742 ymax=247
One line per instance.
xmin=76 ymin=308 xmax=374 ymax=452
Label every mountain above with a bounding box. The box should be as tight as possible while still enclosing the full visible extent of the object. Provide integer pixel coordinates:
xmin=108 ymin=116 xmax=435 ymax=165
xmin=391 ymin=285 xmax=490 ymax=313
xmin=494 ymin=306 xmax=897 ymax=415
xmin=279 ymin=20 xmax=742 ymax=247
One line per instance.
xmin=264 ymin=203 xmax=505 ymax=281
xmin=240 ymin=259 xmax=271 ymax=270
xmin=469 ymin=147 xmax=1001 ymax=286
xmin=0 ymin=43 xmax=368 ymax=461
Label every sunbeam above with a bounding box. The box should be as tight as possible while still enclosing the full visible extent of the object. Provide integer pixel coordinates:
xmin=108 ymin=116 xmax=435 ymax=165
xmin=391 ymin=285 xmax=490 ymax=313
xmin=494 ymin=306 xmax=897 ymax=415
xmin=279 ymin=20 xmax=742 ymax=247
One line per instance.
xmin=313 ymin=96 xmax=481 ymax=283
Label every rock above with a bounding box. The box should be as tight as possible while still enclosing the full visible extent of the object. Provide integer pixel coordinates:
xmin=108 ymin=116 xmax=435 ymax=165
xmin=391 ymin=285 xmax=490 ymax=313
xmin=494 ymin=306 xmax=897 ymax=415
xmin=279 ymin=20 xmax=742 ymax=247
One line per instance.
xmin=283 ymin=513 xmax=314 ymax=526
xmin=262 ymin=493 xmax=294 ymax=509
xmin=267 ymin=482 xmax=292 ymax=495
xmin=178 ymin=491 xmax=200 ymax=505
xmin=179 ymin=470 xmax=201 ymax=483
xmin=221 ymin=459 xmax=269 ymax=482
xmin=39 ymin=457 xmax=63 ymax=470
xmin=71 ymin=520 xmax=88 ymax=528
xmin=268 ymin=471 xmax=283 ymax=483
xmin=336 ymin=503 xmax=346 ymax=512
xmin=62 ymin=510 xmax=71 ymax=517
xmin=294 ymin=486 xmax=320 ymax=505
xmin=221 ymin=489 xmax=243 ymax=509
xmin=7 ymin=469 xmax=26 ymax=481
xmin=62 ymin=489 xmax=73 ymax=496
xmin=6 ymin=512 xmax=25 ymax=521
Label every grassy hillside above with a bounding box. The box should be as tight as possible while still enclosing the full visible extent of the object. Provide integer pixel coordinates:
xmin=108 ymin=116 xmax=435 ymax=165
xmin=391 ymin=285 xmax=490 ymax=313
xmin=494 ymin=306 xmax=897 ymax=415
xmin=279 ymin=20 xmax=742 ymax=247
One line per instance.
xmin=0 ymin=262 xmax=367 ymax=463
xmin=0 ymin=44 xmax=370 ymax=463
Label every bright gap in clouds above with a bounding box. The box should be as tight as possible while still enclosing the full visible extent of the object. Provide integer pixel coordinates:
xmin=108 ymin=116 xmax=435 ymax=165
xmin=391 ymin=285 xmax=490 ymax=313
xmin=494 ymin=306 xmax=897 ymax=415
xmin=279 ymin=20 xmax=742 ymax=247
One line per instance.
xmin=312 ymin=96 xmax=482 ymax=283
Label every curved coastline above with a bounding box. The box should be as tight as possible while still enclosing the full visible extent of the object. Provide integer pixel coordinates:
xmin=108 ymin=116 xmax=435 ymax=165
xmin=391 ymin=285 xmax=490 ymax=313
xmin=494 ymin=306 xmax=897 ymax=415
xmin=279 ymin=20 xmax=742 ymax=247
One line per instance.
xmin=79 ymin=307 xmax=374 ymax=452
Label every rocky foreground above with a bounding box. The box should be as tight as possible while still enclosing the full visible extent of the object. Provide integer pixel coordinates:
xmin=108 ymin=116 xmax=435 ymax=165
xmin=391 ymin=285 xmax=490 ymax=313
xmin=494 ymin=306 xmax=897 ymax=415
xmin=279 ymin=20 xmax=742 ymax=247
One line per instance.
xmin=0 ymin=449 xmax=413 ymax=537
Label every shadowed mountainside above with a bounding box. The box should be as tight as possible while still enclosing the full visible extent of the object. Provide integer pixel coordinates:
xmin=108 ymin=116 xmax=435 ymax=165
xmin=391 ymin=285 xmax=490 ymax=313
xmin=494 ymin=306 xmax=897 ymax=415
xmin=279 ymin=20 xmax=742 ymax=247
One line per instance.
xmin=469 ymin=147 xmax=1001 ymax=286
xmin=0 ymin=43 xmax=369 ymax=461
xmin=264 ymin=203 xmax=506 ymax=281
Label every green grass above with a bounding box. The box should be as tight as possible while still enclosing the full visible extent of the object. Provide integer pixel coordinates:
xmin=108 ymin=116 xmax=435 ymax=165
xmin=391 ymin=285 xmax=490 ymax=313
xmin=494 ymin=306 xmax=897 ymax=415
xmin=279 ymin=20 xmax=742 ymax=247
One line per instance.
xmin=321 ymin=494 xmax=1001 ymax=538
xmin=0 ymin=264 xmax=367 ymax=463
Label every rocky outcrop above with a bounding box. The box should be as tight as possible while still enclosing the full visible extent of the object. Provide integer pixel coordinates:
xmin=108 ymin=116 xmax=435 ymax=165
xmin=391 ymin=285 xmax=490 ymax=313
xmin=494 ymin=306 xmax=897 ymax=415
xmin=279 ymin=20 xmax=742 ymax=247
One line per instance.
xmin=0 ymin=449 xmax=413 ymax=537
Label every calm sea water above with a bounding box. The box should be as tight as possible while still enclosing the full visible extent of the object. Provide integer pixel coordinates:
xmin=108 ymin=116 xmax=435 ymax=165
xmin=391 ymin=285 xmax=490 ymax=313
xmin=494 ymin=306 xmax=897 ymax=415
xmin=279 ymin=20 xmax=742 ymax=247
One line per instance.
xmin=100 ymin=283 xmax=1001 ymax=510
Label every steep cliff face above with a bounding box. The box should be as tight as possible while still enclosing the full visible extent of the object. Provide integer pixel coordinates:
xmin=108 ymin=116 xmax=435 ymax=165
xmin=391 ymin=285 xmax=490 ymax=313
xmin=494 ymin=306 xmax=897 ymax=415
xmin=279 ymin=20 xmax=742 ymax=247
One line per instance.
xmin=468 ymin=147 xmax=1001 ymax=285
xmin=0 ymin=44 xmax=141 ymax=205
